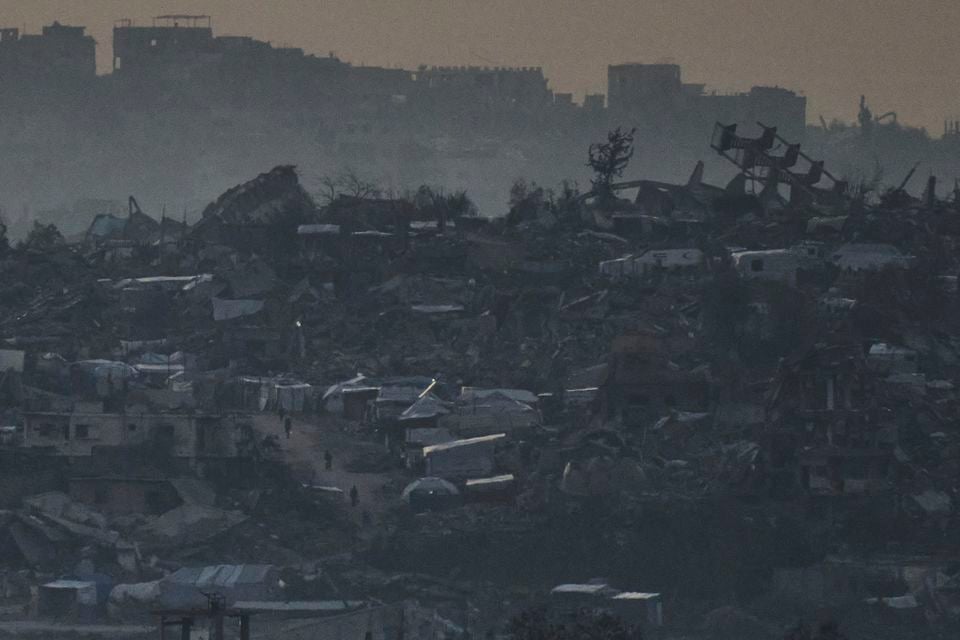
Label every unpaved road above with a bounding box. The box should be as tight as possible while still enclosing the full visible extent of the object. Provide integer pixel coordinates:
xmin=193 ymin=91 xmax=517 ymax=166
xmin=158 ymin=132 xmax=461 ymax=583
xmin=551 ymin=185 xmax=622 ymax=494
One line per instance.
xmin=252 ymin=412 xmax=403 ymax=529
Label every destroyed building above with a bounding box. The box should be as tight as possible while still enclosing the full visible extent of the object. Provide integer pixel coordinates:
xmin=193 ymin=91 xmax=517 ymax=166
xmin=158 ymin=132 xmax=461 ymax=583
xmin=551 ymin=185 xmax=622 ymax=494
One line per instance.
xmin=0 ymin=12 xmax=834 ymax=237
xmin=0 ymin=22 xmax=95 ymax=91
xmin=0 ymin=147 xmax=954 ymax=640
xmin=1 ymin=14 xmax=960 ymax=638
xmin=608 ymin=63 xmax=807 ymax=140
xmin=22 ymin=408 xmax=247 ymax=461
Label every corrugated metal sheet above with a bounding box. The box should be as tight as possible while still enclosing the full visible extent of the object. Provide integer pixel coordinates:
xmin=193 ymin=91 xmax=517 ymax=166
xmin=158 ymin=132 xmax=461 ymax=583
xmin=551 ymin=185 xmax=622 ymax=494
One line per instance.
xmin=167 ymin=564 xmax=273 ymax=589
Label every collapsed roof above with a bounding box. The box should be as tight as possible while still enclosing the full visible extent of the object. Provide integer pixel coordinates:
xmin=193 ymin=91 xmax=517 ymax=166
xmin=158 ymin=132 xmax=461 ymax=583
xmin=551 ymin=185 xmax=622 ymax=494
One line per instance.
xmin=195 ymin=165 xmax=316 ymax=228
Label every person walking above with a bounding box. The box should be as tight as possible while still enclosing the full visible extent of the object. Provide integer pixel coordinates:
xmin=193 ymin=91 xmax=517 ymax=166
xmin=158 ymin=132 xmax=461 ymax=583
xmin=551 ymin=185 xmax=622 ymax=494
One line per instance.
xmin=350 ymin=485 xmax=359 ymax=507
xmin=324 ymin=449 xmax=333 ymax=470
xmin=284 ymin=416 xmax=292 ymax=439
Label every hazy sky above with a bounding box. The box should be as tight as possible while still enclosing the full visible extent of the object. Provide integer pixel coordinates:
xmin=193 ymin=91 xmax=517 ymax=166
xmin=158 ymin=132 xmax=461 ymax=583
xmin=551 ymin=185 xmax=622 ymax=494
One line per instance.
xmin=4 ymin=0 xmax=959 ymax=133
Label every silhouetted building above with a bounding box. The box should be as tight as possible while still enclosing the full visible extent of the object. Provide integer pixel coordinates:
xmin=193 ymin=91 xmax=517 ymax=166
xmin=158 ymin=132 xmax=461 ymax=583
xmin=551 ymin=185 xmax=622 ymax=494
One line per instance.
xmin=111 ymin=15 xmax=412 ymax=113
xmin=412 ymin=65 xmax=552 ymax=111
xmin=583 ymin=93 xmax=606 ymax=111
xmin=608 ymin=63 xmax=683 ymax=112
xmin=112 ymin=15 xmax=215 ymax=71
xmin=0 ymin=22 xmax=95 ymax=87
xmin=608 ymin=62 xmax=807 ymax=139
xmin=0 ymin=15 xmax=815 ymax=226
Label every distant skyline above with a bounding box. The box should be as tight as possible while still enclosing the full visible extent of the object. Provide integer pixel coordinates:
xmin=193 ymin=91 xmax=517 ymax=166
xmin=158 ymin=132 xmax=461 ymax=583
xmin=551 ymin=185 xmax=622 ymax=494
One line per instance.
xmin=4 ymin=0 xmax=960 ymax=133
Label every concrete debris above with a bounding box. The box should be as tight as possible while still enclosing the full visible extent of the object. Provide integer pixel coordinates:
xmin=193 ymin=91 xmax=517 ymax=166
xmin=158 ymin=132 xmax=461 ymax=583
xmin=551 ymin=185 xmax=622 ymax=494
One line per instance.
xmin=134 ymin=505 xmax=248 ymax=552
xmin=0 ymin=116 xmax=958 ymax=640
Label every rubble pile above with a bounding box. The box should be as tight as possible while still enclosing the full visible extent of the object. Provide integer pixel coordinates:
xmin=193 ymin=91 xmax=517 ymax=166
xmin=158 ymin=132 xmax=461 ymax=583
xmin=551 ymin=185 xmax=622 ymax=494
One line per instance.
xmin=0 ymin=144 xmax=959 ymax=639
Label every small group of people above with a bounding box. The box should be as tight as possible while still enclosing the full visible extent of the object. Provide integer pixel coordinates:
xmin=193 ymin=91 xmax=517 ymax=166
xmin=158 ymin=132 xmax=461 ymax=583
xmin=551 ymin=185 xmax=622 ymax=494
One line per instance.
xmin=275 ymin=407 xmax=359 ymax=509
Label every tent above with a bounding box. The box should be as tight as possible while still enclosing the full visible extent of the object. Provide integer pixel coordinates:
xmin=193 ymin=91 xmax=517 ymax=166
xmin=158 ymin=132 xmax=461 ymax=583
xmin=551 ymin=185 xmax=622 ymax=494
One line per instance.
xmin=401 ymin=477 xmax=461 ymax=512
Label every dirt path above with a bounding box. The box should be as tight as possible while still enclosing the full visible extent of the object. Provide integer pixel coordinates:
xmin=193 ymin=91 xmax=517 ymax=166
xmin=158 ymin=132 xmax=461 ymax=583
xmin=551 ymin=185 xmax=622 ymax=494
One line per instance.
xmin=252 ymin=413 xmax=402 ymax=529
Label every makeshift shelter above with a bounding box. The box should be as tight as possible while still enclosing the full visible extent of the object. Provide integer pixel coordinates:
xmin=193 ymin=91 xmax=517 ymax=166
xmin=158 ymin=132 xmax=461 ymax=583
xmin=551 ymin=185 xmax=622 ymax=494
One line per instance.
xmin=611 ymin=592 xmax=663 ymax=627
xmin=322 ymin=374 xmax=368 ymax=415
xmin=401 ymin=477 xmax=461 ymax=512
xmin=234 ymin=376 xmax=315 ymax=413
xmin=399 ymin=392 xmax=452 ymax=429
xmin=549 ymin=582 xmax=618 ymax=610
xmin=275 ymin=382 xmax=313 ymax=413
xmin=375 ymin=385 xmax=429 ymax=424
xmin=70 ymin=360 xmax=138 ymax=396
xmin=423 ymin=433 xmax=505 ymax=478
xmin=38 ymin=579 xmax=99 ymax=621
xmin=159 ymin=564 xmax=279 ymax=609
xmin=464 ymin=474 xmax=516 ymax=503
xmin=404 ymin=423 xmax=455 ymax=468
xmin=442 ymin=388 xmax=541 ymax=436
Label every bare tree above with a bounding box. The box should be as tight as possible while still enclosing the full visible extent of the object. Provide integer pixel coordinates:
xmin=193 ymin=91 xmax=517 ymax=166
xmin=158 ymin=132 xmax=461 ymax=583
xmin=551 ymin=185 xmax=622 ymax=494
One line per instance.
xmin=338 ymin=168 xmax=380 ymax=200
xmin=317 ymin=174 xmax=341 ymax=205
xmin=316 ymin=168 xmax=381 ymax=204
xmin=587 ymin=127 xmax=637 ymax=200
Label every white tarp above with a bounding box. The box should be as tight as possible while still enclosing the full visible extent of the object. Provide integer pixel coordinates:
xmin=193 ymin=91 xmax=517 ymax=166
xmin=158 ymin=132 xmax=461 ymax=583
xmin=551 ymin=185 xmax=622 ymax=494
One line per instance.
xmin=41 ymin=580 xmax=98 ymax=606
xmin=297 ymin=224 xmax=340 ymax=235
xmin=109 ymin=581 xmax=162 ymax=608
